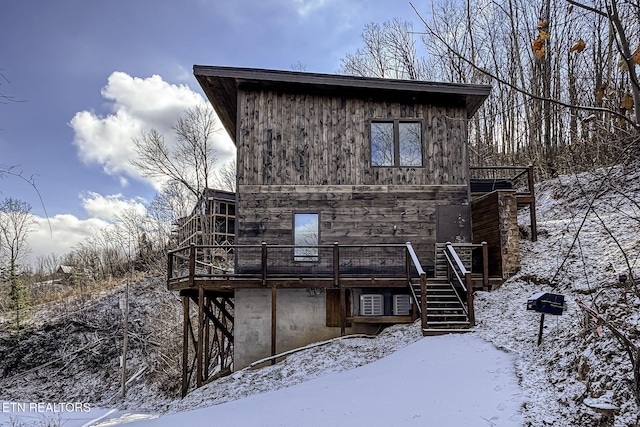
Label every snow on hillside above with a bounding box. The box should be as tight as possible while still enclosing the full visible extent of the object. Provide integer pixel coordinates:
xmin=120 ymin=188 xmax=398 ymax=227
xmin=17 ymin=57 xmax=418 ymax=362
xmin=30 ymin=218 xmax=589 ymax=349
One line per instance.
xmin=477 ymin=163 xmax=640 ymax=426
xmin=1 ymin=163 xmax=639 ymax=426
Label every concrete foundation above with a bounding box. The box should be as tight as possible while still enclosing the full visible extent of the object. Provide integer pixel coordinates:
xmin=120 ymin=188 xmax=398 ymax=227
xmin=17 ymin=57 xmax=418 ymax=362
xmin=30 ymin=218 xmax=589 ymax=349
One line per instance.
xmin=234 ymin=288 xmax=376 ymax=370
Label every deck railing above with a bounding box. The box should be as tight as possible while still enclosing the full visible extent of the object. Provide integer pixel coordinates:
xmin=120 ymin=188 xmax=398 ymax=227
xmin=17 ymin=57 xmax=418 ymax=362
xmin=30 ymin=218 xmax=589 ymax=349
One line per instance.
xmin=167 ymin=242 xmax=425 ymax=289
xmin=469 ymin=165 xmax=534 ymax=196
xmin=470 ymin=164 xmax=537 ymax=242
xmin=444 ymin=243 xmax=476 ymax=326
xmin=406 ymin=242 xmax=427 ymax=329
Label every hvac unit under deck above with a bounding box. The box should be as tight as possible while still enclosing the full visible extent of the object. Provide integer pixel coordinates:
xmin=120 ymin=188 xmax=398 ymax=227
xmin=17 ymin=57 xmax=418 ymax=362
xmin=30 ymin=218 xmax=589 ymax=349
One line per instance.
xmin=393 ymin=294 xmax=412 ymax=315
xmin=360 ymin=294 xmax=384 ymax=316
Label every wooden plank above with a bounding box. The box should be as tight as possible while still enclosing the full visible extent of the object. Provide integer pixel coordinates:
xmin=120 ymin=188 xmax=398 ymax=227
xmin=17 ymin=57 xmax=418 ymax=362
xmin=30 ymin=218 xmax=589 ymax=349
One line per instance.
xmin=326 ymin=289 xmax=341 ymax=327
xmin=196 ymin=285 xmax=204 ymax=388
xmin=348 ymin=315 xmax=414 ymax=324
xmin=181 ymin=296 xmax=189 ymax=397
xmin=271 ymin=286 xmax=277 ymax=363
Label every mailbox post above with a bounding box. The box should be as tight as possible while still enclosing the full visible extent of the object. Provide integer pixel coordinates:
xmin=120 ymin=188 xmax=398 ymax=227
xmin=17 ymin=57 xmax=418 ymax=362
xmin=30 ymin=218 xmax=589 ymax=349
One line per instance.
xmin=527 ymin=292 xmax=565 ymax=345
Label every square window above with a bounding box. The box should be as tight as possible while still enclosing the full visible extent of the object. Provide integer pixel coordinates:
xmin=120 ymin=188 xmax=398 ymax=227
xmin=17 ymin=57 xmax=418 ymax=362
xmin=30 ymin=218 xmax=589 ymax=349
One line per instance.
xmin=371 ymin=120 xmax=422 ymax=167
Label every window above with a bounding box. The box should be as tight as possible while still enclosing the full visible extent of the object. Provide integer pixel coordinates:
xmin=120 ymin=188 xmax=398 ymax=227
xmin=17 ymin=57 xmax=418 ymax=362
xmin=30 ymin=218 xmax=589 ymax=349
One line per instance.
xmin=371 ymin=120 xmax=422 ymax=167
xmin=294 ymin=213 xmax=319 ymax=261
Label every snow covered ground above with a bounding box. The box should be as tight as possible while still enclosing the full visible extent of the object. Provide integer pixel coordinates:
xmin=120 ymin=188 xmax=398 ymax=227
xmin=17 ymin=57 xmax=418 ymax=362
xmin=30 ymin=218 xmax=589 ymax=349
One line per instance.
xmin=1 ymin=331 xmax=524 ymax=427
xmin=1 ymin=164 xmax=639 ymax=426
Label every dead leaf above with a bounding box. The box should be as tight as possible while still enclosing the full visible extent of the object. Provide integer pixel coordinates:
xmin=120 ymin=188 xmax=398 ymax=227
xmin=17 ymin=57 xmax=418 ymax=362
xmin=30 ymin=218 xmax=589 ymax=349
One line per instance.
xmin=533 ymin=36 xmax=546 ymax=59
xmin=537 ymin=19 xmax=549 ymax=30
xmin=539 ymin=30 xmax=550 ymax=40
xmin=621 ymin=92 xmax=634 ymax=112
xmin=570 ymin=39 xmax=586 ymax=53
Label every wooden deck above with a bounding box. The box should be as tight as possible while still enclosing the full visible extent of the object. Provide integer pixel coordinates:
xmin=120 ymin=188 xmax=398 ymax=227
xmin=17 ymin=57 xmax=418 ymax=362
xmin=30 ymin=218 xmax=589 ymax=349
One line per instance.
xmin=167 ymin=243 xmax=422 ymax=293
xmin=169 ymin=241 xmax=486 ymax=397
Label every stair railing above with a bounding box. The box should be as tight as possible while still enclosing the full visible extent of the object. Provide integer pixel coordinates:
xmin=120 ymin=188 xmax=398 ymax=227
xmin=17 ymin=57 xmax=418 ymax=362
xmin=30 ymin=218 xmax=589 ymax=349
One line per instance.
xmin=406 ymin=242 xmax=428 ymax=330
xmin=444 ymin=243 xmax=476 ymax=326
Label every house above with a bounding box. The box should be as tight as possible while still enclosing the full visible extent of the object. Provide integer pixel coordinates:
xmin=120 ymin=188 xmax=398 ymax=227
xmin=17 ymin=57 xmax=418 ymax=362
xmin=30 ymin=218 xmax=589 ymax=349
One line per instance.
xmin=168 ymin=66 xmax=534 ymax=396
xmin=56 ymin=265 xmax=92 ymax=284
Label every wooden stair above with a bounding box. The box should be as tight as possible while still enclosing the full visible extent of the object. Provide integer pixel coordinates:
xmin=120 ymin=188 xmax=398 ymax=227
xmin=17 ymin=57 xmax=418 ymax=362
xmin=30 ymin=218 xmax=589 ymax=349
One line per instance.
xmin=410 ymin=278 xmax=472 ymax=336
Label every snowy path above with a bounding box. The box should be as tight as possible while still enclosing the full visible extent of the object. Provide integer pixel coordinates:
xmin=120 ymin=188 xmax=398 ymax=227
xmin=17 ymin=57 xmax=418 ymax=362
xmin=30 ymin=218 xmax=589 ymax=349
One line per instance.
xmin=117 ymin=334 xmax=523 ymax=427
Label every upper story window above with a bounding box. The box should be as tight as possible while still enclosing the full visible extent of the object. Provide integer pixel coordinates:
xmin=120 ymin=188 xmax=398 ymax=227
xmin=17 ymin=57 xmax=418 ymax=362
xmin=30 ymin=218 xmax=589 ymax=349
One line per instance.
xmin=371 ymin=120 xmax=423 ymax=167
xmin=294 ymin=213 xmax=319 ymax=262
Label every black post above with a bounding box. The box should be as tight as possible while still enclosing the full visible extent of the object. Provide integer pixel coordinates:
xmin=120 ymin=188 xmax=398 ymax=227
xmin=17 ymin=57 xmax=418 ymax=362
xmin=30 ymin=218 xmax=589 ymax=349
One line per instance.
xmin=537 ymin=313 xmax=545 ymax=346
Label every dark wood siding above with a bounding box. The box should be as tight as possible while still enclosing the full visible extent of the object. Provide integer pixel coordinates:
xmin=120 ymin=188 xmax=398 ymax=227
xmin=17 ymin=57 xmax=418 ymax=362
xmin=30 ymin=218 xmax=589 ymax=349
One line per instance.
xmin=236 ymin=87 xmax=471 ymax=270
xmin=236 ymin=184 xmax=469 ymax=271
xmin=471 ymin=190 xmax=521 ymax=279
xmin=237 ymin=89 xmax=469 ymax=187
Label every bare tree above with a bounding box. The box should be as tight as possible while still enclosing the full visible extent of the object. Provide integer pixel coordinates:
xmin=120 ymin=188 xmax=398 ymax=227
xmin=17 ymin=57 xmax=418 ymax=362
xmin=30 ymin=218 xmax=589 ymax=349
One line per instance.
xmin=130 ymin=105 xmax=223 ymax=199
xmin=408 ymin=0 xmax=640 ymax=174
xmin=0 ymin=198 xmax=36 ymax=331
xmin=216 ymin=159 xmax=237 ymax=193
xmin=339 ymin=19 xmax=431 ymax=80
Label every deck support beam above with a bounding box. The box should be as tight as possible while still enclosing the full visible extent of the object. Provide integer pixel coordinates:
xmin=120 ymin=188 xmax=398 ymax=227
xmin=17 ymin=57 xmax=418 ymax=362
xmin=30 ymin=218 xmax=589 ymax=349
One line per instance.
xmin=181 ymin=296 xmax=189 ymax=398
xmin=271 ymin=286 xmax=277 ymax=364
xmin=196 ymin=285 xmax=204 ymax=388
xmin=340 ymin=288 xmax=346 ymax=336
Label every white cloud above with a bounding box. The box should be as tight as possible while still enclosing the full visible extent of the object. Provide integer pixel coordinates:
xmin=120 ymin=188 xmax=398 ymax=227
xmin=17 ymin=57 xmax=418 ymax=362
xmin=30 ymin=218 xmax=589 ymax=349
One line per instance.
xmin=27 ymin=214 xmax=111 ymax=264
xmin=69 ymin=72 xmax=235 ymax=189
xmin=81 ymin=192 xmax=147 ymax=222
xmin=292 ymin=0 xmax=328 ymax=16
xmin=25 ymin=193 xmax=148 ymax=264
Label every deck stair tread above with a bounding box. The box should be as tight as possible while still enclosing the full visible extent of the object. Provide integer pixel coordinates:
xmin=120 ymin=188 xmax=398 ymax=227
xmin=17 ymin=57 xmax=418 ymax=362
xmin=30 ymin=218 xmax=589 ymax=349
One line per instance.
xmin=408 ymin=277 xmax=472 ymax=334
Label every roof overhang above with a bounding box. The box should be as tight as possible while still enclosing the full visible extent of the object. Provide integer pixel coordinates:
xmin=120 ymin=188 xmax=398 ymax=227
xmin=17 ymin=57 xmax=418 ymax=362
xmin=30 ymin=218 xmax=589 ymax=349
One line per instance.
xmin=194 ymin=65 xmax=492 ymax=144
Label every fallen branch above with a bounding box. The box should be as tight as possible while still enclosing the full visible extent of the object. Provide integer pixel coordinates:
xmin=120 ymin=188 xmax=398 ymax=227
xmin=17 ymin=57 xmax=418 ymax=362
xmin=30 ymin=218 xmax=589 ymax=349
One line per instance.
xmin=3 ymin=337 xmax=105 ymax=382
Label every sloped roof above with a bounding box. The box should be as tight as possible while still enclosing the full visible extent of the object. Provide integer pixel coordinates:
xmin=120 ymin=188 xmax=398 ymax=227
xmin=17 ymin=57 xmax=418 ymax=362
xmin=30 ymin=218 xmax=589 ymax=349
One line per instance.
xmin=193 ymin=65 xmax=492 ymax=144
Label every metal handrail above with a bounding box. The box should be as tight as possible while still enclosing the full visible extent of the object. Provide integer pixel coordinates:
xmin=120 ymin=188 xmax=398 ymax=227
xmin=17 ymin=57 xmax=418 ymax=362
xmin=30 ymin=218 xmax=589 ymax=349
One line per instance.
xmin=406 ymin=242 xmax=425 ymax=276
xmin=443 ymin=250 xmax=467 ymax=292
xmin=443 ymin=244 xmax=474 ymax=325
xmin=445 ymin=244 xmax=469 ymax=276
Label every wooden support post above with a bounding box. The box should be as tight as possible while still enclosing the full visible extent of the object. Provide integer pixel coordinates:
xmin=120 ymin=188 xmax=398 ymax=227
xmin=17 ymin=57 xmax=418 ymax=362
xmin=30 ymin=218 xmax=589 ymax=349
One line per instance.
xmin=340 ymin=288 xmax=346 ymax=336
xmin=405 ymin=242 xmax=411 ymax=284
xmin=528 ymin=165 xmax=538 ymax=242
xmin=420 ymin=272 xmax=427 ymax=330
xmin=167 ymin=250 xmax=174 ymax=282
xmin=465 ymin=272 xmax=475 ymax=326
xmin=204 ymin=299 xmax=211 ymax=381
xmin=181 ymin=296 xmax=189 ymax=398
xmin=188 ymin=244 xmax=196 ymax=288
xmin=196 ymin=285 xmax=204 ymax=387
xmin=333 ymin=242 xmax=339 ymax=288
xmin=336 ymin=242 xmax=346 ymax=336
xmin=482 ymin=241 xmax=489 ymax=290
xmin=261 ymin=242 xmax=267 ymax=287
xmin=271 ymin=286 xmax=277 ymax=364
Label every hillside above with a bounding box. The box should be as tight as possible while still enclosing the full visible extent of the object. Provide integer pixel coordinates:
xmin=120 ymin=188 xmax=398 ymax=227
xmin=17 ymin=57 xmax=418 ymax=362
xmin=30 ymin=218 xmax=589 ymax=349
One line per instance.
xmin=477 ymin=162 xmax=640 ymax=426
xmin=0 ymin=277 xmax=184 ymax=411
xmin=1 ymin=163 xmax=639 ymax=426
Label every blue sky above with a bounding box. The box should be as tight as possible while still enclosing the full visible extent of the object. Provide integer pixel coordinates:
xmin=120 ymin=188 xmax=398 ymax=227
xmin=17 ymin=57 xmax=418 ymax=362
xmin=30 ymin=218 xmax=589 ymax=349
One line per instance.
xmin=0 ymin=0 xmax=427 ymax=262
